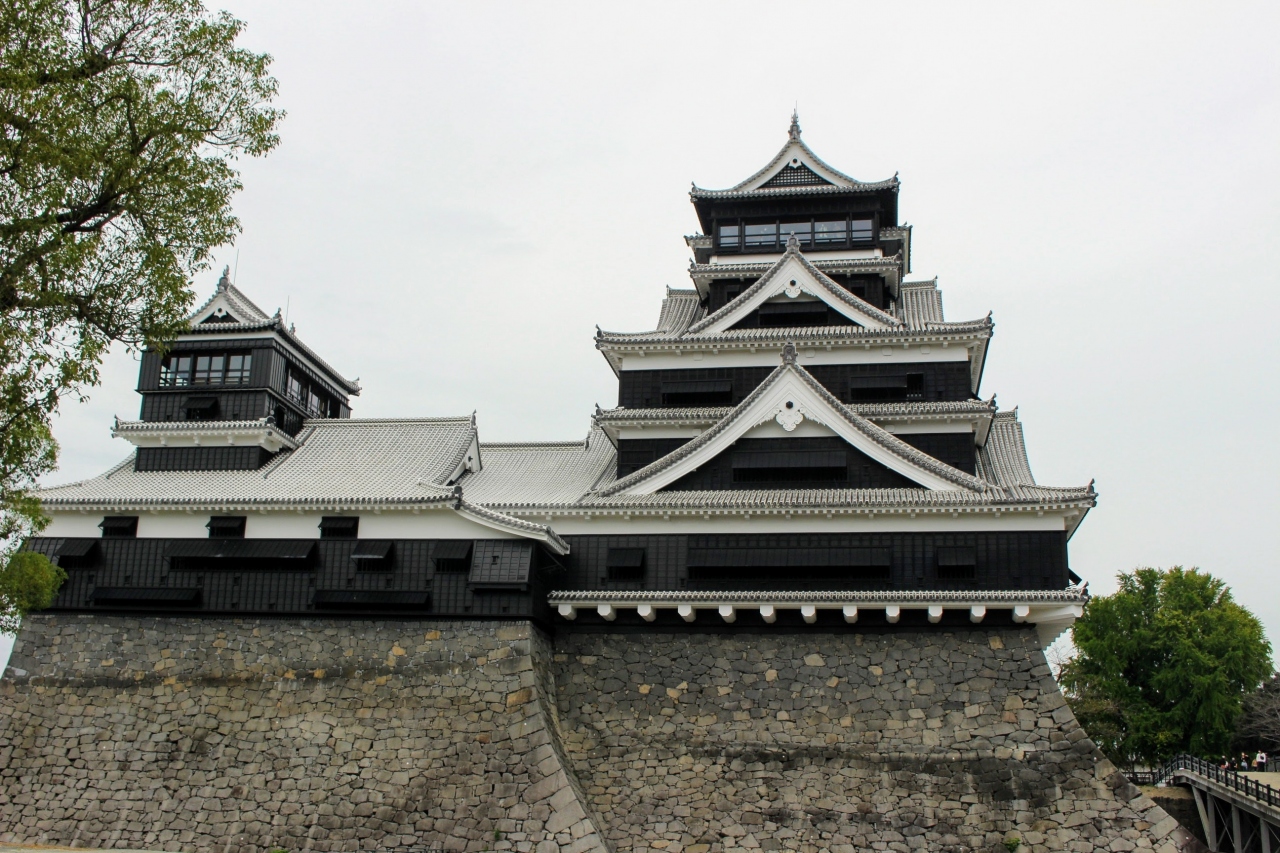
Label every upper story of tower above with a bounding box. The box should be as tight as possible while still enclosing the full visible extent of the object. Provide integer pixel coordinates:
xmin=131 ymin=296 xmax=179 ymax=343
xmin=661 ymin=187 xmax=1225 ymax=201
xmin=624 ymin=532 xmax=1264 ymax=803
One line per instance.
xmin=597 ymin=117 xmax=991 ymax=406
xmin=685 ymin=113 xmax=909 ymax=313
xmin=117 ymin=269 xmax=361 ymax=471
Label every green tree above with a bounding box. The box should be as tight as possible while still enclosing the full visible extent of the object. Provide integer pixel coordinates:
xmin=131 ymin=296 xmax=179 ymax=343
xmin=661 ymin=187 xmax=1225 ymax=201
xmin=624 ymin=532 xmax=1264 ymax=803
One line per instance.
xmin=1060 ymin=567 xmax=1273 ymax=768
xmin=0 ymin=0 xmax=282 ymax=624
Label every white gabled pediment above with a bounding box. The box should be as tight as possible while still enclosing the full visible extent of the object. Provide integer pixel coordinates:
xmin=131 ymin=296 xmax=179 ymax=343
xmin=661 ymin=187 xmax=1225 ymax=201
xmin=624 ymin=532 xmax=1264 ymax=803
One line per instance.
xmin=188 ymin=269 xmax=273 ymax=326
xmin=600 ymin=354 xmax=987 ymax=496
xmin=691 ymin=249 xmax=901 ymax=335
xmin=737 ymin=138 xmax=852 ymax=191
xmin=722 ymin=114 xmax=893 ymax=193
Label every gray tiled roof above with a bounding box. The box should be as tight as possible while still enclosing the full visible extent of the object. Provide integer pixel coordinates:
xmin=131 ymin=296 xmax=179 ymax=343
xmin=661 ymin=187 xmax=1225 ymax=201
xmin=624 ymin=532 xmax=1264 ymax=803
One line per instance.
xmin=655 ymin=288 xmax=705 ymax=334
xmin=580 ymin=484 xmax=1094 ymax=510
xmin=597 ymin=359 xmax=989 ymax=497
xmin=453 ymin=496 xmax=569 ymax=554
xmin=594 ymin=399 xmax=995 ymax=427
xmin=37 ymin=417 xmax=477 ymax=508
xmin=112 ymin=417 xmax=301 ymax=451
xmin=706 ymin=119 xmax=885 ymax=194
xmin=457 ymin=431 xmax=617 ymax=507
xmin=688 ymin=254 xmax=902 ymax=282
xmin=690 ymin=181 xmax=900 ymax=201
xmin=978 ymin=411 xmax=1037 ymax=487
xmin=899 ymin=279 xmax=945 ymax=329
xmin=189 ymin=277 xmax=274 ymax=324
xmin=597 ymin=316 xmax=992 ymax=348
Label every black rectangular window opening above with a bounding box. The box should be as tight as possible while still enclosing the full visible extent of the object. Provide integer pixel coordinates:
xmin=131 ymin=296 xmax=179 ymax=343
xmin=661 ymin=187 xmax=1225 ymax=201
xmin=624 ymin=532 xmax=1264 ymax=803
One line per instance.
xmin=100 ymin=516 xmax=138 ymax=538
xmin=166 ymin=539 xmax=315 ymax=572
xmin=606 ymin=548 xmax=646 ymax=582
xmin=661 ymin=380 xmax=733 ymax=407
xmin=936 ymin=546 xmax=977 ymax=581
xmin=207 ymin=516 xmax=247 ymax=539
xmin=732 ymin=450 xmax=848 ymax=484
xmin=434 ymin=540 xmax=473 ymax=573
xmin=183 ymin=395 xmax=219 ymax=420
xmin=319 ymin=516 xmax=359 ymax=539
xmin=848 ymin=374 xmax=923 ymax=403
xmin=687 ymin=546 xmax=890 ymax=581
xmin=93 ymin=587 xmax=201 ymax=608
xmin=756 ymin=301 xmax=834 ymax=329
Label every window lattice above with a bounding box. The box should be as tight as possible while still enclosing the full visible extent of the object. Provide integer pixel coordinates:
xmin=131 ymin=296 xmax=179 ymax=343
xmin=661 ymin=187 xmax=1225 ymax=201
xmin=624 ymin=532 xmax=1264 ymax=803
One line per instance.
xmin=761 ymin=164 xmax=830 ymax=188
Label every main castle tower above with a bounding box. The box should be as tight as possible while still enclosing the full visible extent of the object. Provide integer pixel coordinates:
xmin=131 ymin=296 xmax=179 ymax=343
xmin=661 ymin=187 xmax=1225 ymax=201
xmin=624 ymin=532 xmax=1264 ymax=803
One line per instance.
xmin=0 ymin=118 xmax=1195 ymax=853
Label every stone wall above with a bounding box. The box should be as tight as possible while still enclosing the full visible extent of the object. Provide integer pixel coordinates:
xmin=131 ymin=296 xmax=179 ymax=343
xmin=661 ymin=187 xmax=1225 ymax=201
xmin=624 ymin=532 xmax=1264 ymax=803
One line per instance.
xmin=0 ymin=617 xmax=1202 ymax=853
xmin=0 ymin=615 xmax=607 ymax=853
xmin=551 ymin=629 xmax=1200 ymax=853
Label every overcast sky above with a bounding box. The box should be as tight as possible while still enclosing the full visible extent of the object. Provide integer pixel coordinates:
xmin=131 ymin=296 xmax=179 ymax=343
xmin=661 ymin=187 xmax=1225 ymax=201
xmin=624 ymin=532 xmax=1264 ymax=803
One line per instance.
xmin=5 ymin=2 xmax=1279 ymax=666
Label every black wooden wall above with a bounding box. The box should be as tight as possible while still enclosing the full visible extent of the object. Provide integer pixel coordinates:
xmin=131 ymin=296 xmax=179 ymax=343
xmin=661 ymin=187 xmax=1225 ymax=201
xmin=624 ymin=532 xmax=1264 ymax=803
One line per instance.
xmin=659 ymin=437 xmax=921 ymax=491
xmin=27 ymin=528 xmax=1069 ymax=622
xmin=617 ymin=434 xmax=976 ymax=481
xmin=135 ymin=447 xmax=277 ymax=472
xmin=617 ymin=362 xmax=974 ymax=408
xmin=26 ymin=537 xmax=560 ymax=623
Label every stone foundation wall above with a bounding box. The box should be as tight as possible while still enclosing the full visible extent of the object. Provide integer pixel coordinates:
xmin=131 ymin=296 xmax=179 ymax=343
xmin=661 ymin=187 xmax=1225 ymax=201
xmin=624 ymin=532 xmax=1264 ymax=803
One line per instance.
xmin=0 ymin=615 xmax=607 ymax=853
xmin=551 ymin=629 xmax=1199 ymax=853
xmin=0 ymin=617 xmax=1202 ymax=853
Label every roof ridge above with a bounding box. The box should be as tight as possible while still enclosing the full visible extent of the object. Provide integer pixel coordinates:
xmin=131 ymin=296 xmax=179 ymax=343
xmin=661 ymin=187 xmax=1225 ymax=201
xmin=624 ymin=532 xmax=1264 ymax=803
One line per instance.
xmin=304 ymin=416 xmax=474 ymax=426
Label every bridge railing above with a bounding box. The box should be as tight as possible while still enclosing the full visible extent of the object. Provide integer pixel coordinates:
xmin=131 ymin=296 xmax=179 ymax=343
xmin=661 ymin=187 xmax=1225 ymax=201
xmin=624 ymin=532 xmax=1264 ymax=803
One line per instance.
xmin=1139 ymin=754 xmax=1280 ymax=810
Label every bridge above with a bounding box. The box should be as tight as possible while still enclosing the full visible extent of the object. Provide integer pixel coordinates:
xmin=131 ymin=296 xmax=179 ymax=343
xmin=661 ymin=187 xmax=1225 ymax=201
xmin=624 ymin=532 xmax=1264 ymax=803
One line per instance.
xmin=1142 ymin=755 xmax=1280 ymax=853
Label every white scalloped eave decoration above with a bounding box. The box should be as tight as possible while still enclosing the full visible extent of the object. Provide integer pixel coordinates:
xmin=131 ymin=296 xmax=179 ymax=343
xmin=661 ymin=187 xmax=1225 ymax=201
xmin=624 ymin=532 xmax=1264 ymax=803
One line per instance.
xmin=783 ymin=278 xmax=803 ymax=298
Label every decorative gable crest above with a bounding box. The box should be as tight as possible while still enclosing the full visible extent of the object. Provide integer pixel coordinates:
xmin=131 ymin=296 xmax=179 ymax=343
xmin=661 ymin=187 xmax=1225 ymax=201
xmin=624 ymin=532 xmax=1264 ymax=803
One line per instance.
xmin=187 ymin=267 xmax=274 ymax=327
xmin=727 ymin=112 xmax=881 ymax=193
xmin=689 ymin=241 xmax=902 ymax=335
xmin=599 ymin=347 xmax=987 ymax=496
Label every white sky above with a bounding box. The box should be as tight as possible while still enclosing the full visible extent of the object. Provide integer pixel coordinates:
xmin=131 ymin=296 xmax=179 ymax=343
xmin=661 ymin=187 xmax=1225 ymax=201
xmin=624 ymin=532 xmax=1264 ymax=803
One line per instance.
xmin=5 ymin=1 xmax=1279 ymax=667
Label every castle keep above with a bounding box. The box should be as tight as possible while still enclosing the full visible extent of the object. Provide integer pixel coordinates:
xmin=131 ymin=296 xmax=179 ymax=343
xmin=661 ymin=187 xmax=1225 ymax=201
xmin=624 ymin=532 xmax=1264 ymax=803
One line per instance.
xmin=0 ymin=117 xmax=1196 ymax=853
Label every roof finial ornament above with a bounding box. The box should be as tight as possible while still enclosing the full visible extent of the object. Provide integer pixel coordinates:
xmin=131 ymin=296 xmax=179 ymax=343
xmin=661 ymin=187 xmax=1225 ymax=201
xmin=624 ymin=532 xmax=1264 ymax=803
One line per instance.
xmin=789 ymin=108 xmax=801 ymax=141
xmin=786 ymin=233 xmax=799 ymax=251
xmin=781 ymin=342 xmax=797 ymax=365
xmin=217 ymin=266 xmax=231 ymax=291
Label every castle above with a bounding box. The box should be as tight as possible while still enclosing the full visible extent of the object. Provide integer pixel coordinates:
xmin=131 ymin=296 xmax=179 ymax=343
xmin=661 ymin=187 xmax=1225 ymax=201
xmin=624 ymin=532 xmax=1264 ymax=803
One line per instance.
xmin=0 ymin=117 xmax=1195 ymax=853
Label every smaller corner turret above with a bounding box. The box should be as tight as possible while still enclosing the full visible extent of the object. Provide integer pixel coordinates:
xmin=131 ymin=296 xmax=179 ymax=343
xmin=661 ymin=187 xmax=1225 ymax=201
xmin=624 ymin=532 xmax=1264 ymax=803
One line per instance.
xmin=117 ymin=271 xmax=360 ymax=472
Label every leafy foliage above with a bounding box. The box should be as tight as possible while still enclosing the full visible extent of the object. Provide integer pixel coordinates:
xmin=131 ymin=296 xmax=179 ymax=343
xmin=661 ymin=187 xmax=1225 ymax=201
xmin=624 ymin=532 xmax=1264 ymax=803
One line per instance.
xmin=0 ymin=551 xmax=66 ymax=634
xmin=0 ymin=0 xmax=281 ymax=626
xmin=1236 ymin=673 xmax=1280 ymax=751
xmin=1060 ymin=567 xmax=1273 ymax=767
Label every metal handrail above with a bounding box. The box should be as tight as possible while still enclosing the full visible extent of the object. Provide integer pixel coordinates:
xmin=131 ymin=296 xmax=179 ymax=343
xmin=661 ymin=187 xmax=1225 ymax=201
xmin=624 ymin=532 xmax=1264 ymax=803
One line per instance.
xmin=1145 ymin=754 xmax=1279 ymax=810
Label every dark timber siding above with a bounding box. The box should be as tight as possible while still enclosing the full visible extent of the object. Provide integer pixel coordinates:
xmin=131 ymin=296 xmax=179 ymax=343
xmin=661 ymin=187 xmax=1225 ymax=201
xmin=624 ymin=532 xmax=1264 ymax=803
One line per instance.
xmin=137 ymin=338 xmax=353 ymax=432
xmin=617 ymin=362 xmax=973 ymax=408
xmin=139 ymin=390 xmax=274 ymax=424
xmin=27 ymin=530 xmax=1068 ymax=620
xmin=660 ymin=437 xmax=921 ymax=491
xmin=897 ymin=433 xmax=976 ymax=475
xmin=617 ymin=439 xmax=689 ymax=478
xmin=135 ymin=447 xmax=277 ymax=472
xmin=563 ymin=531 xmax=1068 ymax=592
xmin=26 ymin=537 xmax=560 ymax=624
